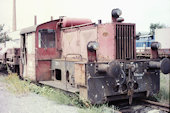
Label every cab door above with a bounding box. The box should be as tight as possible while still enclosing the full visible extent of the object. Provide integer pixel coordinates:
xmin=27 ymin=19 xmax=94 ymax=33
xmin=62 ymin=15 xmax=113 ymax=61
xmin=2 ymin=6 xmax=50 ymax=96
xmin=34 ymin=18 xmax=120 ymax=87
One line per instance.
xmin=36 ymin=28 xmax=57 ymax=81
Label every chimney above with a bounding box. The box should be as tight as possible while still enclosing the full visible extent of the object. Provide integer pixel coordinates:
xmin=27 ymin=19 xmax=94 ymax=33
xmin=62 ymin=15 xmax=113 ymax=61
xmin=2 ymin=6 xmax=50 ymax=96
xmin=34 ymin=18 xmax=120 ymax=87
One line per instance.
xmin=98 ymin=20 xmax=102 ymax=24
xmin=34 ymin=15 xmax=37 ymax=25
xmin=12 ymin=0 xmax=17 ymax=31
xmin=51 ymin=16 xmax=53 ymax=21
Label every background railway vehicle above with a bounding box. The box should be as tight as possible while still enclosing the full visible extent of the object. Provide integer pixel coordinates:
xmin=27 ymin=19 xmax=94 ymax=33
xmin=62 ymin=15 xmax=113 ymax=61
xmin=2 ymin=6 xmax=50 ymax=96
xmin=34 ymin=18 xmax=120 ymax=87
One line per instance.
xmin=0 ymin=31 xmax=20 ymax=73
xmin=17 ymin=9 xmax=170 ymax=104
xmin=136 ymin=28 xmax=170 ymax=59
xmin=0 ymin=42 xmax=7 ymax=65
xmin=136 ymin=34 xmax=154 ymax=58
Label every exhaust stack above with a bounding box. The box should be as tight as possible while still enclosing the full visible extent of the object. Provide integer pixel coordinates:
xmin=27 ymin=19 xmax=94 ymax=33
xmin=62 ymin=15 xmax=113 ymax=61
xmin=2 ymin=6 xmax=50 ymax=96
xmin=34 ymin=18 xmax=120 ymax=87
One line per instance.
xmin=51 ymin=16 xmax=53 ymax=21
xmin=12 ymin=0 xmax=17 ymax=31
xmin=34 ymin=15 xmax=37 ymax=25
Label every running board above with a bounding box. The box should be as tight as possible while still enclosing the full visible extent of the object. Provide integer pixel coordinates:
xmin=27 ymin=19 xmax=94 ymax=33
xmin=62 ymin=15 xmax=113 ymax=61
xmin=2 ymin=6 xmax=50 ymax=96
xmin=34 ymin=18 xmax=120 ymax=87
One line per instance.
xmin=39 ymin=81 xmax=79 ymax=93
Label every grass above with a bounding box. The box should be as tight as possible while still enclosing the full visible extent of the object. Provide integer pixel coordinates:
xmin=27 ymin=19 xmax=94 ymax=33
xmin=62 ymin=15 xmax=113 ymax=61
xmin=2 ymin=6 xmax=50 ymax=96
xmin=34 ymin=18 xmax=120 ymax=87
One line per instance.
xmin=0 ymin=73 xmax=116 ymax=113
xmin=154 ymin=73 xmax=170 ymax=104
xmin=3 ymin=73 xmax=75 ymax=105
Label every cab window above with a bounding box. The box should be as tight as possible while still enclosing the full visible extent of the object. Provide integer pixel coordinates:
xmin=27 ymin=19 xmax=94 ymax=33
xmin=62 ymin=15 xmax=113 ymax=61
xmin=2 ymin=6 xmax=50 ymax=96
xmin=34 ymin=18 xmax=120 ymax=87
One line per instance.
xmin=38 ymin=29 xmax=55 ymax=48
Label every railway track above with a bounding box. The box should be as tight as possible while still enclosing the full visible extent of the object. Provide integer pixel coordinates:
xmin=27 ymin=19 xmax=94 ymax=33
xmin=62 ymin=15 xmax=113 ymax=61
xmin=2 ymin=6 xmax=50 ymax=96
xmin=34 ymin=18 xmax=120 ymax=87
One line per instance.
xmin=116 ymin=99 xmax=170 ymax=113
xmin=141 ymin=99 xmax=170 ymax=112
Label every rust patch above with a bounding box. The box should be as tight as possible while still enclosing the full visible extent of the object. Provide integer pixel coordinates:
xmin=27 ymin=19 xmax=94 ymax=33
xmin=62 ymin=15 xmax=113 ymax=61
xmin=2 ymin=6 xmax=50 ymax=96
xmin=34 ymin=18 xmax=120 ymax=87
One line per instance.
xmin=103 ymin=32 xmax=109 ymax=37
xmin=74 ymin=63 xmax=86 ymax=86
xmin=79 ymin=87 xmax=88 ymax=100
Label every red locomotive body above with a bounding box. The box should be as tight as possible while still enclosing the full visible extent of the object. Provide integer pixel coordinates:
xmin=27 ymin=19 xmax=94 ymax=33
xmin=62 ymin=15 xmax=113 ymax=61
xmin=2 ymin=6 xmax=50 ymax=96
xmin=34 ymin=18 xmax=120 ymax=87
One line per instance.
xmin=19 ymin=9 xmax=170 ymax=104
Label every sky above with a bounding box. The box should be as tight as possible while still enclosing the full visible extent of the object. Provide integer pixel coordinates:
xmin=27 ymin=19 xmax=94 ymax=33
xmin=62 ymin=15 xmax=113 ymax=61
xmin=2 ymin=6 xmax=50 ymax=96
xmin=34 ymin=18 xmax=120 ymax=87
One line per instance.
xmin=0 ymin=0 xmax=170 ymax=33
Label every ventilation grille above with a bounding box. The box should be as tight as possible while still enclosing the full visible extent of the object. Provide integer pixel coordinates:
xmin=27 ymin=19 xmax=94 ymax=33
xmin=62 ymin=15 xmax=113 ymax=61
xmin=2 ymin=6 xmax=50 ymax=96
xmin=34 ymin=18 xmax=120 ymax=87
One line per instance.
xmin=116 ymin=24 xmax=135 ymax=59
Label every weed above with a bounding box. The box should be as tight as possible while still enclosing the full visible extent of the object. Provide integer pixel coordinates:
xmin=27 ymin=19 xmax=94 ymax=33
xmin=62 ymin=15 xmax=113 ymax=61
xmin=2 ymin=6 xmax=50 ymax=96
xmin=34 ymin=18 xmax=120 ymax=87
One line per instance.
xmin=154 ymin=73 xmax=170 ymax=104
xmin=5 ymin=73 xmax=30 ymax=94
xmin=1 ymin=74 xmax=90 ymax=106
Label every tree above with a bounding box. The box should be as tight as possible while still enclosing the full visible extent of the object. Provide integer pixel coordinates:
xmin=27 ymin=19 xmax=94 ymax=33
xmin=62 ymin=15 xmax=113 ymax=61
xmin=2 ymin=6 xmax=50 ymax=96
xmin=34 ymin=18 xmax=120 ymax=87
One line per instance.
xmin=149 ymin=23 xmax=166 ymax=35
xmin=0 ymin=24 xmax=11 ymax=43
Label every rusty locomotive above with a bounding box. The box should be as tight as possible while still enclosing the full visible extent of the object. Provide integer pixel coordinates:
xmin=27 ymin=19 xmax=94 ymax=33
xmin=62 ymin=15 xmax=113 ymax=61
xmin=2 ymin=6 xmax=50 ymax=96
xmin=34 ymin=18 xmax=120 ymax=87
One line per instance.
xmin=1 ymin=9 xmax=170 ymax=104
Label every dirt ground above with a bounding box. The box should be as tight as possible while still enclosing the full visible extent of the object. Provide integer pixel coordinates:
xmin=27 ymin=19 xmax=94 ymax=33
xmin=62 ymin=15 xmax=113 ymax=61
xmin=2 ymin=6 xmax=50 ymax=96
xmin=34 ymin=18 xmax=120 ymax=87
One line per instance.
xmin=0 ymin=81 xmax=78 ymax=113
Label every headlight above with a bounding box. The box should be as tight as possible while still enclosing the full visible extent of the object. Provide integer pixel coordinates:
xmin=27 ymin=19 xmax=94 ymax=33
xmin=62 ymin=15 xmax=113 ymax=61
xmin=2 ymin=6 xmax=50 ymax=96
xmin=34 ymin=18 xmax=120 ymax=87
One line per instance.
xmin=151 ymin=42 xmax=161 ymax=50
xmin=87 ymin=41 xmax=99 ymax=51
xmin=112 ymin=8 xmax=122 ymax=18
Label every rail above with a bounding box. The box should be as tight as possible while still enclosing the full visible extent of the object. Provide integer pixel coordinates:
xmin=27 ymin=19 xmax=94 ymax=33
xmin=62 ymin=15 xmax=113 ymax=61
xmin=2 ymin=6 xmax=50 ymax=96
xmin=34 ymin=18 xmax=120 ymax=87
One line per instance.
xmin=141 ymin=99 xmax=170 ymax=112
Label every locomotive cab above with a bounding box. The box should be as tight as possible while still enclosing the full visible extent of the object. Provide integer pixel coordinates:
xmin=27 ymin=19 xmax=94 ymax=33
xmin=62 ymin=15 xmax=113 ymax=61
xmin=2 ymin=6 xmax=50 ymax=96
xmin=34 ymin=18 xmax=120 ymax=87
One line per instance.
xmin=19 ymin=9 xmax=170 ymax=104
